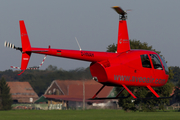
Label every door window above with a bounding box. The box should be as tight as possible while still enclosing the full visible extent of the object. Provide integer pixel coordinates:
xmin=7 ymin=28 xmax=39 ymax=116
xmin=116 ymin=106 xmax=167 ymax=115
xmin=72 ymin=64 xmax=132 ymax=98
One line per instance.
xmin=140 ymin=54 xmax=151 ymax=68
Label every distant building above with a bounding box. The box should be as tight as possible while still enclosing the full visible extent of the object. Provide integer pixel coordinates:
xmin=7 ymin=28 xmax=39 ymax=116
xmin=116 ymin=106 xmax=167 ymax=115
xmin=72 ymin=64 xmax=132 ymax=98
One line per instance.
xmin=40 ymin=80 xmax=117 ymax=110
xmin=170 ymin=86 xmax=180 ymax=105
xmin=7 ymin=82 xmax=39 ymax=103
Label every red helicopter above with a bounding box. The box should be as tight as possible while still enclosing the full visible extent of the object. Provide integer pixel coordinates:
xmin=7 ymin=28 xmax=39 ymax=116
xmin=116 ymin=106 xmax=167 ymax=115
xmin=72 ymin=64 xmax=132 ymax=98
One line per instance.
xmin=4 ymin=6 xmax=171 ymax=100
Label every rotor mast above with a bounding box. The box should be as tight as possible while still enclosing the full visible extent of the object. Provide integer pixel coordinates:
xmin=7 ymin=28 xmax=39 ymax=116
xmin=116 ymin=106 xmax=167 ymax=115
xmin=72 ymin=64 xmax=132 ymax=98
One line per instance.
xmin=111 ymin=6 xmax=130 ymax=53
xmin=112 ymin=6 xmax=127 ymax=20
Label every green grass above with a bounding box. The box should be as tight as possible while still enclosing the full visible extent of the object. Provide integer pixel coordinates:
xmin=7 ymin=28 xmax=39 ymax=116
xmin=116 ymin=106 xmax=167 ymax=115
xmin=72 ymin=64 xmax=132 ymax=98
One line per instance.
xmin=0 ymin=109 xmax=180 ymax=120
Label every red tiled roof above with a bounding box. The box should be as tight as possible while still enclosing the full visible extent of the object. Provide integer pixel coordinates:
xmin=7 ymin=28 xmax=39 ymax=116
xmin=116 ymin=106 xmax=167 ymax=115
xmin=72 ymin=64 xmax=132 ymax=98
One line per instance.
xmin=7 ymin=82 xmax=38 ymax=99
xmin=68 ymin=84 xmax=112 ymax=99
xmin=54 ymin=80 xmax=99 ymax=95
xmin=44 ymin=80 xmax=114 ymax=102
xmin=170 ymin=86 xmax=180 ymax=96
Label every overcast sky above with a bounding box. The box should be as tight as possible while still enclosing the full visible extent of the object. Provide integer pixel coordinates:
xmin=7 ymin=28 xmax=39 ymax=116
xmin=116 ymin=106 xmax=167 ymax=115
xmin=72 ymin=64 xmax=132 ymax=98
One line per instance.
xmin=1 ymin=0 xmax=180 ymax=71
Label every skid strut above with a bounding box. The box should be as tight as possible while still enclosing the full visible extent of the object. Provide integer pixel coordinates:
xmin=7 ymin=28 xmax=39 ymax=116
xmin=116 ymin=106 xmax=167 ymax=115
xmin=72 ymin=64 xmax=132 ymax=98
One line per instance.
xmin=115 ymin=87 xmax=125 ymax=98
xmin=89 ymin=84 xmax=174 ymax=100
xmin=92 ymin=85 xmax=105 ymax=99
xmin=146 ymin=85 xmax=160 ymax=98
xmin=89 ymin=85 xmax=130 ymax=100
xmin=122 ymin=84 xmax=137 ymax=99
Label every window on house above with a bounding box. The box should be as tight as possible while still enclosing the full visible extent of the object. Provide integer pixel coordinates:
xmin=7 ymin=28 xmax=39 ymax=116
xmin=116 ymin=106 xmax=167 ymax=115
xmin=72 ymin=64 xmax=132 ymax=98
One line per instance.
xmin=53 ymin=88 xmax=56 ymax=95
xmin=48 ymin=90 xmax=52 ymax=95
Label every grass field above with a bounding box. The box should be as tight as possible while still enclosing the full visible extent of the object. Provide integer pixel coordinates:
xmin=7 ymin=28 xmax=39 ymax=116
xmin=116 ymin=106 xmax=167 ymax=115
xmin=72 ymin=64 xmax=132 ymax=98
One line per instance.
xmin=0 ymin=109 xmax=180 ymax=120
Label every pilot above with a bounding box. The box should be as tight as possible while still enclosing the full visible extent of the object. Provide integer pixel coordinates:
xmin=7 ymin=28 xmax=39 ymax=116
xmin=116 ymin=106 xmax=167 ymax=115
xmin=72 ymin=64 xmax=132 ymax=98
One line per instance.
xmin=142 ymin=55 xmax=151 ymax=68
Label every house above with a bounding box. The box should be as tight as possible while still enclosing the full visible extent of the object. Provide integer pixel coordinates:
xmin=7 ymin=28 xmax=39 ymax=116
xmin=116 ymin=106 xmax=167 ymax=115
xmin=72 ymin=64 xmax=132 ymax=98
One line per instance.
xmin=41 ymin=80 xmax=117 ymax=109
xmin=169 ymin=86 xmax=180 ymax=105
xmin=7 ymin=82 xmax=39 ymax=103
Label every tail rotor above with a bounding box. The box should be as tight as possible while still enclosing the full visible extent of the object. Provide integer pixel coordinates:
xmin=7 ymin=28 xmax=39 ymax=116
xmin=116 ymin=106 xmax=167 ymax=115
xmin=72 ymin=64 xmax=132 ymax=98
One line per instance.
xmin=4 ymin=41 xmax=15 ymax=49
xmin=4 ymin=20 xmax=47 ymax=75
xmin=4 ymin=41 xmax=22 ymax=52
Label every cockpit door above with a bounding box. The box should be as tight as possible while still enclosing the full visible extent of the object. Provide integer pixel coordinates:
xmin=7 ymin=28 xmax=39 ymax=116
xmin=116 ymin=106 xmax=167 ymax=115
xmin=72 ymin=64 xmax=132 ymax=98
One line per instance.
xmin=150 ymin=54 xmax=166 ymax=85
xmin=140 ymin=54 xmax=154 ymax=78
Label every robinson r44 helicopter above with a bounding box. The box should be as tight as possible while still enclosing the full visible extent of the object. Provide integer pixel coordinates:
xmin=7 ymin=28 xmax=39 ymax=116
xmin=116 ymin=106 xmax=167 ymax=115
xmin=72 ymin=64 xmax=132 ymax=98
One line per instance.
xmin=4 ymin=6 xmax=172 ymax=100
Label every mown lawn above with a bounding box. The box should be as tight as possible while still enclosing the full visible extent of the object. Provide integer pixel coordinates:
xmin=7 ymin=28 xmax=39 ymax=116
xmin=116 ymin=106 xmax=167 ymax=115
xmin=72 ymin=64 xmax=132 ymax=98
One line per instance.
xmin=0 ymin=109 xmax=180 ymax=120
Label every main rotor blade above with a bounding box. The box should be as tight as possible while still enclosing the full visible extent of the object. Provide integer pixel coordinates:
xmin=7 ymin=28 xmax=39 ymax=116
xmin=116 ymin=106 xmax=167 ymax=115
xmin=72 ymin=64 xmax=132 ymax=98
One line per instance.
xmin=112 ymin=6 xmax=126 ymax=15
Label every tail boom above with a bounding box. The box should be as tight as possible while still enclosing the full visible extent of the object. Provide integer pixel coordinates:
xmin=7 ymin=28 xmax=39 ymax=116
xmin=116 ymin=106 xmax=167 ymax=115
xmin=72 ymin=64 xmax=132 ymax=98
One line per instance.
xmin=31 ymin=47 xmax=118 ymax=62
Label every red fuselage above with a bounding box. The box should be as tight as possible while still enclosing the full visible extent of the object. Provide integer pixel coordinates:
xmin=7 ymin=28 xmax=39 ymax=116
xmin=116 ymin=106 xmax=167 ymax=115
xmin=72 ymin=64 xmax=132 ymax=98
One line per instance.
xmin=90 ymin=50 xmax=169 ymax=87
xmin=31 ymin=47 xmax=169 ymax=88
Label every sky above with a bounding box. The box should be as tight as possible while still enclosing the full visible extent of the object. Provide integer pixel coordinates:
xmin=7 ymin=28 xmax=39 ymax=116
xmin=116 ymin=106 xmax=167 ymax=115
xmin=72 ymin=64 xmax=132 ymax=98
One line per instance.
xmin=1 ymin=0 xmax=180 ymax=71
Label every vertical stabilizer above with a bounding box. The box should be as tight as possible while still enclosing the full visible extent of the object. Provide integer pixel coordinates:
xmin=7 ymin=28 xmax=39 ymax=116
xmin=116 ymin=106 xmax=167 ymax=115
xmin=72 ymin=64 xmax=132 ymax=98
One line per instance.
xmin=21 ymin=52 xmax=31 ymax=70
xmin=19 ymin=20 xmax=31 ymax=52
xmin=19 ymin=20 xmax=32 ymax=70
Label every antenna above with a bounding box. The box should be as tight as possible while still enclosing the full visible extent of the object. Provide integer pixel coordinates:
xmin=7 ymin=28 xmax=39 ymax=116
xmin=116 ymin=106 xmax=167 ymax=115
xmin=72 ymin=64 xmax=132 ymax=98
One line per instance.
xmin=75 ymin=37 xmax=82 ymax=51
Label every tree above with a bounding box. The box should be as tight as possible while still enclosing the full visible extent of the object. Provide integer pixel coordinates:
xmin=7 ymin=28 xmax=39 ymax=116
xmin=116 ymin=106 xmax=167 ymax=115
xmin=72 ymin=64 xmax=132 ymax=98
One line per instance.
xmin=46 ymin=65 xmax=58 ymax=71
xmin=107 ymin=40 xmax=161 ymax=54
xmin=107 ymin=39 xmax=173 ymax=111
xmin=0 ymin=77 xmax=12 ymax=110
xmin=170 ymin=66 xmax=180 ymax=102
xmin=170 ymin=66 xmax=180 ymax=85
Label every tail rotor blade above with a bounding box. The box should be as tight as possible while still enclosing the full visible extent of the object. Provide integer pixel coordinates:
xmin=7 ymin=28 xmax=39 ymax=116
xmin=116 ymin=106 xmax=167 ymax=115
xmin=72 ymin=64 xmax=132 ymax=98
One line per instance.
xmin=4 ymin=41 xmax=7 ymax=47
xmin=7 ymin=41 xmax=10 ymax=47
xmin=4 ymin=41 xmax=16 ymax=49
xmin=9 ymin=42 xmax=12 ymax=48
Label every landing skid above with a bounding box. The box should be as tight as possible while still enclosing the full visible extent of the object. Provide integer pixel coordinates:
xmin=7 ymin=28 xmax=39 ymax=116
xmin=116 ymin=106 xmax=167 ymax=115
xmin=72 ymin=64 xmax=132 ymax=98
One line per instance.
xmin=89 ymin=94 xmax=131 ymax=100
xmin=89 ymin=94 xmax=174 ymax=100
xmin=133 ymin=94 xmax=175 ymax=100
xmin=89 ymin=84 xmax=175 ymax=100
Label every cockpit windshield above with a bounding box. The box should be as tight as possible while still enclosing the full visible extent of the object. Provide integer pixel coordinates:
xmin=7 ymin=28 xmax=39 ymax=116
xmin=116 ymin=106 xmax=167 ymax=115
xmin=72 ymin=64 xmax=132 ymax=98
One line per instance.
xmin=150 ymin=54 xmax=163 ymax=70
xmin=140 ymin=54 xmax=169 ymax=75
xmin=149 ymin=54 xmax=169 ymax=75
xmin=159 ymin=55 xmax=169 ymax=75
